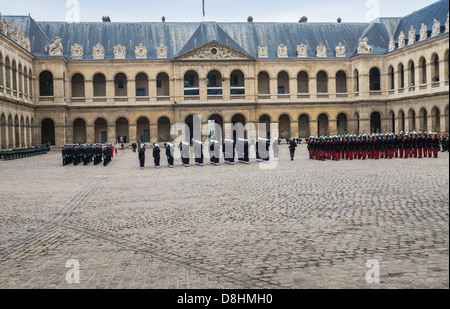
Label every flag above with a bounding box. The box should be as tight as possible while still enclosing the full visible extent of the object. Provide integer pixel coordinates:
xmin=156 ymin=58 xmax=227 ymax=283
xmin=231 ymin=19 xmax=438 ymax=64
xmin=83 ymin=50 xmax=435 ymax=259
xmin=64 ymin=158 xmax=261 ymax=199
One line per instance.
xmin=203 ymin=0 xmax=205 ymax=17
xmin=116 ymin=142 xmax=119 ymax=154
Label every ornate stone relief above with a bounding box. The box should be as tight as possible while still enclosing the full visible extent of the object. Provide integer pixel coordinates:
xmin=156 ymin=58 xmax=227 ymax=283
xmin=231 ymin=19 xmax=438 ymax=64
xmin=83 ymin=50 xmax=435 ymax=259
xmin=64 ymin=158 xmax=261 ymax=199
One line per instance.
xmin=408 ymin=26 xmax=416 ymax=45
xmin=93 ymin=43 xmax=105 ymax=59
xmin=445 ymin=12 xmax=449 ymax=33
xmin=335 ymin=42 xmax=346 ymax=57
xmin=277 ymin=44 xmax=288 ymax=58
xmin=157 ymin=43 xmax=167 ymax=59
xmin=316 ymin=43 xmax=327 ymax=58
xmin=258 ymin=44 xmax=268 ymax=58
xmin=419 ymin=23 xmax=428 ymax=41
xmin=357 ymin=37 xmax=373 ymax=54
xmin=398 ymin=31 xmax=405 ymax=48
xmin=135 ymin=44 xmax=147 ymax=59
xmin=388 ymin=37 xmax=396 ymax=52
xmin=431 ymin=19 xmax=440 ymax=37
xmin=71 ymin=44 xmax=83 ymax=59
xmin=0 ymin=18 xmax=32 ymax=52
xmin=114 ymin=44 xmax=126 ymax=59
xmin=296 ymin=44 xmax=307 ymax=58
xmin=45 ymin=37 xmax=63 ymax=56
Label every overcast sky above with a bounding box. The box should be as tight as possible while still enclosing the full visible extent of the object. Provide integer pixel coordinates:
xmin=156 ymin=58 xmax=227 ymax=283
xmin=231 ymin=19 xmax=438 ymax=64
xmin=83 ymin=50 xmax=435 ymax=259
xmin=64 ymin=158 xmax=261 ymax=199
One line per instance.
xmin=0 ymin=0 xmax=439 ymax=23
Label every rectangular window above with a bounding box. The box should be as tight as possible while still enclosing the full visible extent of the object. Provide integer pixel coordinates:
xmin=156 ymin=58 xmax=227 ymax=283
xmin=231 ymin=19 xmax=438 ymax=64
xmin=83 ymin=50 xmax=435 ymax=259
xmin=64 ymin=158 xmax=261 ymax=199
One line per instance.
xmin=157 ymin=80 xmax=162 ymax=88
xmin=278 ymin=86 xmax=285 ymax=94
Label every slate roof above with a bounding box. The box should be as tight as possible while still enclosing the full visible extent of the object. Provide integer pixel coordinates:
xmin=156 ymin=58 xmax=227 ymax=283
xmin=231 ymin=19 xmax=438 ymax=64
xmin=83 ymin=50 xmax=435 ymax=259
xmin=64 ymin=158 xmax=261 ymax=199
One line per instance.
xmin=1 ymin=0 xmax=448 ymax=59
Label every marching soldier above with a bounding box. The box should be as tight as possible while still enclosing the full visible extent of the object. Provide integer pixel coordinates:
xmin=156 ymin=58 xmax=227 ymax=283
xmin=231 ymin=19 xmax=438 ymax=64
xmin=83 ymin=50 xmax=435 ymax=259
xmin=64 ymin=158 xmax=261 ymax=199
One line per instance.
xmin=223 ymin=139 xmax=235 ymax=165
xmin=209 ymin=140 xmax=220 ymax=166
xmin=181 ymin=141 xmax=190 ymax=167
xmin=166 ymin=142 xmax=175 ymax=168
xmin=138 ymin=143 xmax=145 ymax=170
xmin=289 ymin=138 xmax=297 ymax=161
xmin=153 ymin=143 xmax=161 ymax=168
xmin=194 ymin=140 xmax=204 ymax=167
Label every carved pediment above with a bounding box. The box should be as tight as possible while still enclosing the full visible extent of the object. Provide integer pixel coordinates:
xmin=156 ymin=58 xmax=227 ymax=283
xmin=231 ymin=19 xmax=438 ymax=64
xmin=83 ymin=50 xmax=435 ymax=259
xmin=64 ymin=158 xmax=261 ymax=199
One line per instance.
xmin=175 ymin=41 xmax=254 ymax=61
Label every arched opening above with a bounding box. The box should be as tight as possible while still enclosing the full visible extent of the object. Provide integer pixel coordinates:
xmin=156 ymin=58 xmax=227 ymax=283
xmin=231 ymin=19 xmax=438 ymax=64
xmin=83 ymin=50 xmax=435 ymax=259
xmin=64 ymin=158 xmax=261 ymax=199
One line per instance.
xmin=207 ymin=70 xmax=222 ymax=96
xmin=232 ymin=114 xmax=247 ymax=141
xmin=208 ymin=114 xmax=224 ymax=140
xmin=419 ymin=57 xmax=427 ymax=85
xmin=39 ymin=71 xmax=54 ymax=96
xmin=408 ymin=109 xmax=416 ymax=132
xmin=73 ymin=118 xmax=87 ymax=144
xmin=336 ymin=71 xmax=347 ymax=93
xmin=23 ymin=66 xmax=28 ymax=96
xmin=0 ymin=52 xmax=4 ymax=88
xmin=158 ymin=117 xmax=171 ymax=142
xmin=137 ymin=117 xmax=150 ymax=143
xmin=136 ymin=73 xmax=148 ymax=97
xmin=354 ymin=69 xmax=360 ymax=93
xmin=12 ymin=61 xmax=17 ymax=92
xmin=116 ymin=117 xmax=129 ymax=143
xmin=408 ymin=60 xmax=415 ymax=87
xmin=369 ymin=68 xmax=381 ymax=91
xmin=258 ymin=115 xmax=271 ymax=139
xmin=419 ymin=108 xmax=428 ymax=132
xmin=94 ymin=118 xmax=108 ymax=143
xmin=20 ymin=116 xmax=25 ymax=147
xmin=29 ymin=69 xmax=33 ymax=97
xmin=258 ymin=71 xmax=270 ymax=96
xmin=185 ymin=115 xmax=194 ymax=142
xmin=18 ymin=64 xmax=23 ymax=93
xmin=71 ymin=74 xmax=85 ymax=98
xmin=93 ymin=73 xmax=106 ymax=97
xmin=445 ymin=105 xmax=449 ymax=132
xmin=26 ymin=118 xmax=31 ymax=147
xmin=7 ymin=115 xmax=13 ymax=148
xmin=388 ymin=111 xmax=395 ymax=132
xmin=388 ymin=66 xmax=395 ymax=90
xmin=297 ymin=71 xmax=309 ymax=94
xmin=277 ymin=71 xmax=290 ymax=95
xmin=14 ymin=116 xmax=20 ymax=148
xmin=370 ymin=112 xmax=382 ymax=134
xmin=114 ymin=73 xmax=128 ymax=97
xmin=431 ymin=54 xmax=440 ymax=83
xmin=184 ymin=71 xmax=199 ymax=96
xmin=354 ymin=112 xmax=360 ymax=134
xmin=279 ymin=114 xmax=291 ymax=139
xmin=156 ymin=72 xmax=170 ymax=98
xmin=398 ymin=63 xmax=405 ymax=89
xmin=445 ymin=50 xmax=449 ymax=82
xmin=298 ymin=114 xmax=310 ymax=138
xmin=431 ymin=107 xmax=441 ymax=133
xmin=5 ymin=57 xmax=11 ymax=89
xmin=41 ymin=118 xmax=55 ymax=145
xmin=230 ymin=70 xmax=245 ymax=95
xmin=337 ymin=113 xmax=348 ymax=135
xmin=317 ymin=71 xmax=328 ymax=93
xmin=318 ymin=114 xmax=329 ymax=136
xmin=0 ymin=113 xmax=6 ymax=149
xmin=398 ymin=110 xmax=405 ymax=132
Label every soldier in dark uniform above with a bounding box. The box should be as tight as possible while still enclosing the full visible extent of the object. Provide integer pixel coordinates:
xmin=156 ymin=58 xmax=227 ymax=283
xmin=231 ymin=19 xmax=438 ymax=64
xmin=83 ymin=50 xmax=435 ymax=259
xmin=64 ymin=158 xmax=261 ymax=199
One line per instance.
xmin=138 ymin=144 xmax=145 ymax=170
xmin=244 ymin=139 xmax=250 ymax=164
xmin=208 ymin=140 xmax=220 ymax=166
xmin=153 ymin=144 xmax=161 ymax=168
xmin=289 ymin=139 xmax=297 ymax=161
xmin=181 ymin=141 xmax=190 ymax=167
xmin=432 ymin=133 xmax=440 ymax=158
xmin=193 ymin=140 xmax=204 ymax=167
xmin=166 ymin=142 xmax=175 ymax=168
xmin=93 ymin=144 xmax=102 ymax=165
xmin=224 ymin=139 xmax=235 ymax=165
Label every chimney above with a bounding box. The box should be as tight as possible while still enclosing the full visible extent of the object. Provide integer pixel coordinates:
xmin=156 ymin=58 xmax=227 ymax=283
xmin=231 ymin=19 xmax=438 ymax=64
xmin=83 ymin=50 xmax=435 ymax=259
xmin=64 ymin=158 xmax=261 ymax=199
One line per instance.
xmin=337 ymin=17 xmax=342 ymax=23
xmin=247 ymin=16 xmax=253 ymax=23
xmin=299 ymin=16 xmax=308 ymax=23
xmin=162 ymin=16 xmax=166 ymax=23
xmin=102 ymin=16 xmax=111 ymax=22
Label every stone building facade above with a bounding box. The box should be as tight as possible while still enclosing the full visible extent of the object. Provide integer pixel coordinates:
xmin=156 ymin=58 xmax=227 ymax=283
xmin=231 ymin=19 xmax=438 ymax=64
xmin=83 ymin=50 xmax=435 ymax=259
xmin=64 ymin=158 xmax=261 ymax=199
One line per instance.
xmin=0 ymin=1 xmax=449 ymax=147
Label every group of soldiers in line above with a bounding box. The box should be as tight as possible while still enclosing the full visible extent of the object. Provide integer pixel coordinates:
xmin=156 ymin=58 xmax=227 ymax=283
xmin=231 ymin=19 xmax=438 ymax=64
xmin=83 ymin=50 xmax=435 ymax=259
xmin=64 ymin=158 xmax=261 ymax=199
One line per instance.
xmin=137 ymin=138 xmax=280 ymax=169
xmin=307 ymin=132 xmax=446 ymax=161
xmin=62 ymin=144 xmax=115 ymax=166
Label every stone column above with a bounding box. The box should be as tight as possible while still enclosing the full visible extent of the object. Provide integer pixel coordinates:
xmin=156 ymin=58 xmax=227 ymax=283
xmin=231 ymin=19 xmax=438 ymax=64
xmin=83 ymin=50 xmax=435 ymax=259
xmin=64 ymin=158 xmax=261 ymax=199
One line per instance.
xmin=360 ymin=73 xmax=370 ymax=98
xmin=246 ymin=77 xmax=256 ymax=101
xmin=149 ymin=78 xmax=157 ymax=103
xmin=107 ymin=124 xmax=116 ymax=143
xmin=54 ymin=124 xmax=66 ymax=146
xmin=150 ymin=123 xmax=158 ymax=144
xmin=309 ymin=77 xmax=317 ymax=100
xmin=54 ymin=77 xmax=65 ymax=104
xmin=310 ymin=120 xmax=318 ymax=137
xmin=329 ymin=119 xmax=338 ymax=135
xmin=86 ymin=125 xmax=95 ymax=144
xmin=222 ymin=78 xmax=230 ymax=101
xmin=328 ymin=76 xmax=336 ymax=99
xmin=199 ymin=78 xmax=207 ymax=102
xmin=129 ymin=123 xmax=137 ymax=143
xmin=224 ymin=123 xmax=233 ymax=140
xmin=106 ymin=79 xmax=115 ymax=103
xmin=360 ymin=117 xmax=371 ymax=134
xmin=169 ymin=77 xmax=176 ymax=102
xmin=85 ymin=79 xmax=93 ymax=103
xmin=66 ymin=124 xmax=74 ymax=144
xmin=127 ymin=79 xmax=136 ymax=103
xmin=270 ymin=77 xmax=278 ymax=101
xmin=289 ymin=77 xmax=297 ymax=101
xmin=290 ymin=120 xmax=298 ymax=139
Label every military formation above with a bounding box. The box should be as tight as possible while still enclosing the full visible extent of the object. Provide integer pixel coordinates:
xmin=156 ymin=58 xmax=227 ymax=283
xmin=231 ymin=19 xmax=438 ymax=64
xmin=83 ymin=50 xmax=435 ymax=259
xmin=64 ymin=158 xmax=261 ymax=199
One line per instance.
xmin=307 ymin=132 xmax=446 ymax=161
xmin=62 ymin=144 xmax=115 ymax=166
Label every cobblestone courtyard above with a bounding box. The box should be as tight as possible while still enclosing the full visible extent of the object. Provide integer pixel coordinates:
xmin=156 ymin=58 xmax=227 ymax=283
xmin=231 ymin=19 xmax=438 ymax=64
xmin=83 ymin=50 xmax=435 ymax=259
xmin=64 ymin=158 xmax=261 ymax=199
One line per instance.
xmin=0 ymin=145 xmax=448 ymax=289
